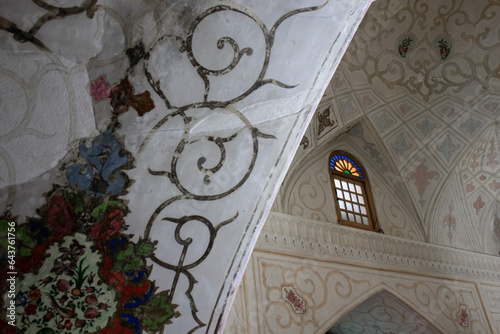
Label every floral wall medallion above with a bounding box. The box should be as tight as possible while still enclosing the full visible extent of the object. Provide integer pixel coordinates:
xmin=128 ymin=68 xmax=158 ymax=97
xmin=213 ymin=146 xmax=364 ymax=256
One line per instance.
xmin=280 ymin=284 xmax=306 ymax=314
xmin=397 ymin=34 xmax=415 ymax=59
xmin=434 ymin=36 xmax=452 ymax=61
xmin=457 ymin=304 xmax=470 ymax=327
xmin=14 ymin=233 xmax=117 ymax=333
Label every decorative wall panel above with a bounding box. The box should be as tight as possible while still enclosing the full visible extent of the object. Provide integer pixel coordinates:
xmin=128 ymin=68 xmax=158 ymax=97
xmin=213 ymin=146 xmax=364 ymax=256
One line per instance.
xmin=235 ymin=250 xmax=491 ymax=334
xmin=225 ymin=213 xmax=500 ymax=334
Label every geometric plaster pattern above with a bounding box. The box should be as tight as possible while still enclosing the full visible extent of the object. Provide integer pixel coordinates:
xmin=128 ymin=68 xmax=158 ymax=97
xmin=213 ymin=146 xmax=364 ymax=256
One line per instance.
xmin=460 ymin=123 xmax=500 ymax=205
xmin=295 ymin=0 xmax=500 ymax=249
xmin=344 ymin=0 xmax=500 ymax=103
xmin=459 ymin=123 xmax=500 ymax=254
xmin=297 ymin=69 xmax=500 ymax=247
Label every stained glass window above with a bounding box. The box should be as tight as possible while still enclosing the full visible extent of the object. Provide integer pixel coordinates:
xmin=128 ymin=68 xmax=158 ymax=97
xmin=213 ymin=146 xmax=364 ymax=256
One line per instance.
xmin=329 ymin=151 xmax=378 ymax=232
xmin=330 ymin=154 xmax=364 ymax=177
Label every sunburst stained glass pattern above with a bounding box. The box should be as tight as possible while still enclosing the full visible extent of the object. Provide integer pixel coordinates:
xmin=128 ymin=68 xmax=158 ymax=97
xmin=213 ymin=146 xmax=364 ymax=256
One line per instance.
xmin=330 ymin=154 xmax=364 ymax=177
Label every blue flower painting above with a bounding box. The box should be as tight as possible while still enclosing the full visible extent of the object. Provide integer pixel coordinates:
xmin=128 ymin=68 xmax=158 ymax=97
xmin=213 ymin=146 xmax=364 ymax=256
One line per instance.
xmin=66 ymin=129 xmax=129 ymax=196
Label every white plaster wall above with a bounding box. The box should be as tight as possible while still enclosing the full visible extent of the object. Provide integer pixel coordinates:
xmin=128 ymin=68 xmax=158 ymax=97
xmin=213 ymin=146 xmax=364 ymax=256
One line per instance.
xmin=235 ymin=251 xmax=493 ymax=333
xmin=225 ymin=213 xmax=500 ymax=333
xmin=278 ymin=131 xmax=425 ymax=242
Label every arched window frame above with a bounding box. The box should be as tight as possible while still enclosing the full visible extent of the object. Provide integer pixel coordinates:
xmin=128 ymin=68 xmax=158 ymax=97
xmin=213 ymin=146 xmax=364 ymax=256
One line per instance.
xmin=328 ymin=150 xmax=379 ymax=232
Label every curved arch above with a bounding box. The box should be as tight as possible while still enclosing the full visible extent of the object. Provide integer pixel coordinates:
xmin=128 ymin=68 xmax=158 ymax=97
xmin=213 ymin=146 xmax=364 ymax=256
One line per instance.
xmin=320 ymin=284 xmax=446 ymax=334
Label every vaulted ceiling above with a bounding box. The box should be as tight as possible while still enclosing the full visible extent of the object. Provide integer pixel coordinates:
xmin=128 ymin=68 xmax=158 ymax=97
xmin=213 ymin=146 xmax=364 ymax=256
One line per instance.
xmin=286 ymin=0 xmax=500 ymax=256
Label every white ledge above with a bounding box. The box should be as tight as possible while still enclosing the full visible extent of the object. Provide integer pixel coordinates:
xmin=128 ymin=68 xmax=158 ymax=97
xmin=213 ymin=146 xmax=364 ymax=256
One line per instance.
xmin=257 ymin=212 xmax=500 ymax=282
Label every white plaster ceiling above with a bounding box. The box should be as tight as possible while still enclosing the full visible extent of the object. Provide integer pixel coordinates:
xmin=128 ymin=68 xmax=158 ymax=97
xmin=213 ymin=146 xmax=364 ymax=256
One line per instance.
xmin=290 ymin=0 xmax=500 ymax=256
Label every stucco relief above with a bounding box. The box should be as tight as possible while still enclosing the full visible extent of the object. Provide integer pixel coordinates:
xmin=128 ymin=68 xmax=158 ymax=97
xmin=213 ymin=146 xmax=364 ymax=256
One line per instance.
xmin=304 ymin=59 xmax=498 ymax=250
xmin=275 ymin=0 xmax=500 ymax=257
xmin=260 ymin=259 xmax=371 ymax=334
xmin=459 ymin=123 xmax=500 ymax=255
xmin=259 ymin=213 xmax=500 ymax=283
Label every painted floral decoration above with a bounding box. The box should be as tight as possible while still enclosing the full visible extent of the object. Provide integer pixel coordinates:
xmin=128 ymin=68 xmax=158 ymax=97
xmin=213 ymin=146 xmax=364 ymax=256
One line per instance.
xmin=457 ymin=304 xmax=470 ymax=327
xmin=110 ymin=77 xmax=155 ymax=116
xmin=437 ymin=38 xmax=451 ymax=61
xmin=66 ymin=129 xmax=129 ymax=197
xmin=281 ymin=285 xmax=306 ymax=314
xmin=89 ymin=75 xmax=154 ymax=116
xmin=15 ymin=233 xmax=117 ymax=333
xmin=398 ymin=36 xmax=413 ymax=58
xmin=0 ymin=128 xmax=179 ymax=333
xmin=89 ymin=77 xmax=111 ymax=102
xmin=317 ymin=107 xmax=335 ymax=136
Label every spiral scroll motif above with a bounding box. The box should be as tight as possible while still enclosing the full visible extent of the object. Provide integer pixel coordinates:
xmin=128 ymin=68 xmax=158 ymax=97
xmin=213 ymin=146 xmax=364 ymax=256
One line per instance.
xmin=138 ymin=3 xmax=328 ymax=331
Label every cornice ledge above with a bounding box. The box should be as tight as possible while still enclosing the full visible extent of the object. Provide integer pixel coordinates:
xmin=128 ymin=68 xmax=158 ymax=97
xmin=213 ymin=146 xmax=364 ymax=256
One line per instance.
xmin=257 ymin=212 xmax=500 ymax=282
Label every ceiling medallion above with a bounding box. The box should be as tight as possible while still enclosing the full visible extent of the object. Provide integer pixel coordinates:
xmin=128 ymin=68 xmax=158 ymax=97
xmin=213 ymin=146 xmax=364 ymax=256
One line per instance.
xmin=397 ymin=34 xmax=416 ymax=59
xmin=434 ymin=35 xmax=452 ymax=61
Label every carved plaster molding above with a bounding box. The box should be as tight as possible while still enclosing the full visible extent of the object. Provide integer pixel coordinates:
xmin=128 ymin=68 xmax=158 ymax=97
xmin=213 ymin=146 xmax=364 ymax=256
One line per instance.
xmin=258 ymin=212 xmax=500 ymax=282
